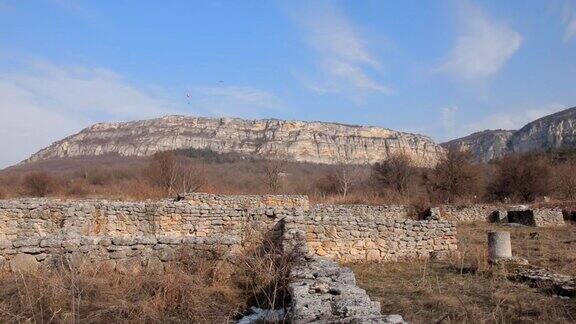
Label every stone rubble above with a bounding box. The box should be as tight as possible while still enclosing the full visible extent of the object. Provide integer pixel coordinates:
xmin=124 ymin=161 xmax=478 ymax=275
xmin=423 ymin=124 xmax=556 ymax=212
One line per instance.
xmin=288 ymin=256 xmax=406 ymax=324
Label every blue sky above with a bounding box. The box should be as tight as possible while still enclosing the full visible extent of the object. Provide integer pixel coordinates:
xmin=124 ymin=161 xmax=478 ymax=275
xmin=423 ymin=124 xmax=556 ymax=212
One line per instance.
xmin=1 ymin=0 xmax=576 ymax=167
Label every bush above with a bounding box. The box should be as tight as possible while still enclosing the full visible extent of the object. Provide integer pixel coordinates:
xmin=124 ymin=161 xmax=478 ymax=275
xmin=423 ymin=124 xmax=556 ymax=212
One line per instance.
xmin=372 ymin=153 xmax=419 ymax=194
xmin=147 ymin=152 xmax=206 ymax=196
xmin=428 ymin=149 xmax=485 ymax=203
xmin=21 ymin=171 xmax=55 ymax=197
xmin=554 ymin=163 xmax=576 ymax=200
xmin=488 ymin=153 xmax=552 ymax=202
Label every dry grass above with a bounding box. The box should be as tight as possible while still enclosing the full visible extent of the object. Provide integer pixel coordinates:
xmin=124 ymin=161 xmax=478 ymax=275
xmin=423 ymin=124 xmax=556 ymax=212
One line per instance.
xmin=351 ymin=222 xmax=576 ymax=323
xmin=0 ymin=227 xmax=302 ymax=323
xmin=0 ymin=256 xmax=245 ymax=323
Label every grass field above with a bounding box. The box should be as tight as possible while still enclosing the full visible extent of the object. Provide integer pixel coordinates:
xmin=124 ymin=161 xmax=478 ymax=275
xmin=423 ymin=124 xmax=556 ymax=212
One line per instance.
xmin=351 ymin=222 xmax=576 ymax=323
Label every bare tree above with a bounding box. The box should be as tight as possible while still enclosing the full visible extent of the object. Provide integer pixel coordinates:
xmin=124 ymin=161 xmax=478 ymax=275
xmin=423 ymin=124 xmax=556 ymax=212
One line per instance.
xmin=372 ymin=153 xmax=419 ymax=194
xmin=428 ymin=149 xmax=484 ymax=203
xmin=22 ymin=171 xmax=55 ymax=197
xmin=332 ymin=163 xmax=362 ymax=197
xmin=262 ymin=160 xmax=285 ymax=193
xmin=554 ymin=163 xmax=576 ymax=200
xmin=148 ymin=151 xmax=206 ymax=196
xmin=488 ymin=153 xmax=552 ymax=202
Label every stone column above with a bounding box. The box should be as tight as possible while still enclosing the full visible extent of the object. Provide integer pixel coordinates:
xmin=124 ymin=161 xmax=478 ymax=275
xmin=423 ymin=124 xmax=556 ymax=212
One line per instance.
xmin=487 ymin=231 xmax=512 ymax=260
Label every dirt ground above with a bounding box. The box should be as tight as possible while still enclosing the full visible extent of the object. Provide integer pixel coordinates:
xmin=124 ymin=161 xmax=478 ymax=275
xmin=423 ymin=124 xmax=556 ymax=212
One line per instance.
xmin=351 ymin=222 xmax=576 ymax=323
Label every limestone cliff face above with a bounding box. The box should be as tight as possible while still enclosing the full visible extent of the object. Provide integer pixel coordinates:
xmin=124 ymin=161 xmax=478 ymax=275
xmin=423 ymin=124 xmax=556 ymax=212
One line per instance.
xmin=443 ymin=106 xmax=576 ymax=161
xmin=441 ymin=130 xmax=514 ymax=162
xmin=23 ymin=115 xmax=445 ymax=167
xmin=508 ymin=107 xmax=576 ymax=154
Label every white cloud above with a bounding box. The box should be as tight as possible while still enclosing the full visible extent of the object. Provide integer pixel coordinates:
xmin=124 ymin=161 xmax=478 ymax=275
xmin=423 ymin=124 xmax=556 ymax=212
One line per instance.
xmin=464 ymin=103 xmax=566 ymax=133
xmin=185 ymin=86 xmax=283 ymax=117
xmin=0 ymin=58 xmax=284 ymax=168
xmin=290 ymin=2 xmax=391 ymax=96
xmin=442 ymin=106 xmax=459 ymax=138
xmin=566 ymin=19 xmax=576 ymax=40
xmin=0 ymin=61 xmax=179 ymax=167
xmin=560 ymin=1 xmax=576 ymax=41
xmin=439 ymin=2 xmax=522 ymax=79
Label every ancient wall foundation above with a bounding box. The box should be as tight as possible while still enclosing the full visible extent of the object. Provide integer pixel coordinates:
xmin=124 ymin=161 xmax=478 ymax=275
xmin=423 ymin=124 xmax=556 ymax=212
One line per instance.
xmin=427 ymin=204 xmax=566 ymax=227
xmin=427 ymin=204 xmax=504 ymax=223
xmin=0 ymin=195 xmax=458 ymax=269
xmin=506 ymin=209 xmax=565 ymax=227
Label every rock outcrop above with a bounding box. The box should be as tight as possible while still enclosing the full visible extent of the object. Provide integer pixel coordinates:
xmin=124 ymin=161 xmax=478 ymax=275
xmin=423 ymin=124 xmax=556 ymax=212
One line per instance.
xmin=508 ymin=107 xmax=576 ymax=154
xmin=441 ymin=130 xmax=514 ymax=162
xmin=443 ymin=106 xmax=576 ymax=161
xmin=22 ymin=115 xmax=445 ymax=167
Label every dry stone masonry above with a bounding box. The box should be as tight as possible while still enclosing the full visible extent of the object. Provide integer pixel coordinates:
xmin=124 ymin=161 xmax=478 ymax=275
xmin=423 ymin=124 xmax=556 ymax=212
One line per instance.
xmin=426 ymin=204 xmax=565 ymax=227
xmin=288 ymin=256 xmax=406 ymax=323
xmin=0 ymin=194 xmax=458 ymax=269
xmin=0 ymin=194 xmax=449 ymax=323
xmin=506 ymin=208 xmax=566 ymax=227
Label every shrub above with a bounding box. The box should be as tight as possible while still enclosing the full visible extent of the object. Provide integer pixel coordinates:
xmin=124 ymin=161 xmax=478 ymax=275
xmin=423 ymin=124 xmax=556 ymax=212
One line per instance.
xmin=261 ymin=160 xmax=286 ymax=193
xmin=427 ymin=149 xmax=485 ymax=203
xmin=488 ymin=153 xmax=552 ymax=202
xmin=372 ymin=153 xmax=419 ymax=194
xmin=554 ymin=163 xmax=576 ymax=200
xmin=21 ymin=171 xmax=55 ymax=197
xmin=147 ymin=151 xmax=206 ymax=196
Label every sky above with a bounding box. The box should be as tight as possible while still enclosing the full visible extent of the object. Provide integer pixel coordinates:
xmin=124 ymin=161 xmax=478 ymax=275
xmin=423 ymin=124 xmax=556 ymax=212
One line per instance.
xmin=1 ymin=0 xmax=576 ymax=167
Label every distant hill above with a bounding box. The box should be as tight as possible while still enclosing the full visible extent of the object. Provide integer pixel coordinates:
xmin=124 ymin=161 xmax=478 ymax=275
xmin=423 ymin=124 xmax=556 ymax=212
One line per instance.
xmin=21 ymin=115 xmax=445 ymax=168
xmin=442 ymin=106 xmax=576 ymax=162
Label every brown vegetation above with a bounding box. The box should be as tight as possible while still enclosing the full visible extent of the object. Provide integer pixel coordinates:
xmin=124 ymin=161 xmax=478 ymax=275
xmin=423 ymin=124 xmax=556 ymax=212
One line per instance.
xmin=1 ymin=148 xmax=575 ymax=206
xmin=0 ymin=226 xmax=302 ymax=323
xmin=351 ymin=222 xmax=576 ymax=323
xmin=21 ymin=171 xmax=55 ymax=197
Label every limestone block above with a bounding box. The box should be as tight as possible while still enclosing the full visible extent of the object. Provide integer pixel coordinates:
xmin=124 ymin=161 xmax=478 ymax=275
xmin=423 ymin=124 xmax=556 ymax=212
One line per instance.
xmin=10 ymin=254 xmax=39 ymax=272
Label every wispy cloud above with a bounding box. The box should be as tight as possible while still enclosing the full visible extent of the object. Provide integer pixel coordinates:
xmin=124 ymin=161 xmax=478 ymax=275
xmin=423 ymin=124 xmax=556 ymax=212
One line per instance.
xmin=560 ymin=1 xmax=576 ymax=41
xmin=442 ymin=106 xmax=459 ymax=138
xmin=438 ymin=2 xmax=522 ymax=79
xmin=464 ymin=103 xmax=566 ymax=133
xmin=289 ymin=1 xmax=392 ymax=97
xmin=0 ymin=59 xmax=179 ymax=167
xmin=0 ymin=57 xmax=284 ymax=167
xmin=184 ymin=85 xmax=283 ymax=118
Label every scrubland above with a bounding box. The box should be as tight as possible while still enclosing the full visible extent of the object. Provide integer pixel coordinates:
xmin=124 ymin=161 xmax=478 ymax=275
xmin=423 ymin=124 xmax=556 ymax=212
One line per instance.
xmin=0 ymin=229 xmax=300 ymax=323
xmin=352 ymin=222 xmax=576 ymax=323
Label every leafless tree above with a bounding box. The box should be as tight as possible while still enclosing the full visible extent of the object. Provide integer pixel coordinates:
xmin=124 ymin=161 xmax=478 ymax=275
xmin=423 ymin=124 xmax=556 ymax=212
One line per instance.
xmin=148 ymin=151 xmax=206 ymax=196
xmin=372 ymin=153 xmax=419 ymax=194
xmin=262 ymin=160 xmax=285 ymax=193
xmin=428 ymin=149 xmax=484 ymax=203
xmin=22 ymin=171 xmax=55 ymax=197
xmin=332 ymin=163 xmax=362 ymax=197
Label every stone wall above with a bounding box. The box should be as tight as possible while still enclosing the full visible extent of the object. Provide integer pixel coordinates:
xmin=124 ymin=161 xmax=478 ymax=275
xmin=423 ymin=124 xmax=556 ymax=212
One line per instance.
xmin=0 ymin=194 xmax=307 ymax=239
xmin=0 ymin=194 xmax=307 ymax=269
xmin=0 ymin=195 xmax=457 ymax=268
xmin=285 ymin=214 xmax=457 ymax=262
xmin=288 ymin=256 xmax=405 ymax=323
xmin=311 ymin=204 xmax=408 ymax=221
xmin=507 ymin=209 xmax=565 ymax=227
xmin=428 ymin=204 xmax=500 ymax=223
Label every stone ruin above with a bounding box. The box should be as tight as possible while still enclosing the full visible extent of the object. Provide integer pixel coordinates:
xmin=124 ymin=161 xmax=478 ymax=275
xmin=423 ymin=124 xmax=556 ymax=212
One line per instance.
xmin=426 ymin=204 xmax=566 ymax=227
xmin=0 ymin=194 xmax=462 ymax=323
xmin=487 ymin=230 xmax=575 ymax=298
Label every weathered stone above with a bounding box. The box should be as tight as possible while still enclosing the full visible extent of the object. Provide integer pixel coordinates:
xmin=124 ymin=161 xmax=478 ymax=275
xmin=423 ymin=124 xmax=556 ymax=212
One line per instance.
xmin=10 ymin=254 xmax=39 ymax=272
xmin=24 ymin=116 xmax=445 ymax=167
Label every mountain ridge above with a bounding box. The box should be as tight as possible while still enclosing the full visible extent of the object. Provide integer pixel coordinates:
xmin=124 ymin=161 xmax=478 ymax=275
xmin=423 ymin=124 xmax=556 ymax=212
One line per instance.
xmin=442 ymin=106 xmax=576 ymax=161
xmin=23 ymin=115 xmax=446 ymax=167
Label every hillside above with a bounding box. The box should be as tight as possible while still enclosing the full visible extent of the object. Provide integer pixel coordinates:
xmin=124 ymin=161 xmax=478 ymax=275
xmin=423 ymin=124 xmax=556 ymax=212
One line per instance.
xmin=22 ymin=115 xmax=445 ymax=168
xmin=442 ymin=107 xmax=576 ymax=161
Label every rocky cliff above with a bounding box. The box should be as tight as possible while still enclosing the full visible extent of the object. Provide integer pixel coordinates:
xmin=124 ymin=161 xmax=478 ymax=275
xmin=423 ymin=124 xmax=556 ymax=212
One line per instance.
xmin=508 ymin=107 xmax=576 ymax=154
xmin=23 ymin=115 xmax=445 ymax=167
xmin=441 ymin=130 xmax=514 ymax=162
xmin=442 ymin=107 xmax=576 ymax=161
